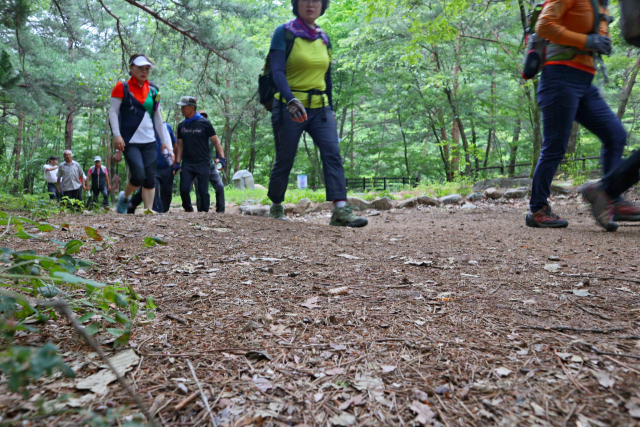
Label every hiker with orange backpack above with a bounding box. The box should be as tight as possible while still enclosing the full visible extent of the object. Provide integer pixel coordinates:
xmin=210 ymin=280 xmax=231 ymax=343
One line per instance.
xmin=525 ymin=0 xmax=640 ymax=228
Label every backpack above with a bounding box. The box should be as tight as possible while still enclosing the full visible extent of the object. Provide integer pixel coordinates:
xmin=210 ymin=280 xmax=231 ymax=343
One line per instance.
xmin=258 ymin=30 xmax=297 ymax=112
xmin=620 ymin=0 xmax=640 ymax=47
xmin=522 ymin=0 xmax=606 ymax=80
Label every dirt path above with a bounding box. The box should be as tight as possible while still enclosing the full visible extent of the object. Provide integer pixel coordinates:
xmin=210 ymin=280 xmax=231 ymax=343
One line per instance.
xmin=3 ymin=198 xmax=640 ymax=426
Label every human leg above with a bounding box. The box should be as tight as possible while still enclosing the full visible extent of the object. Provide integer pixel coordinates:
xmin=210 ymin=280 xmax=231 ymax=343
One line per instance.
xmin=209 ymin=167 xmax=225 ymax=213
xmin=194 ymin=166 xmax=210 ymax=212
xmin=157 ymin=167 xmax=174 ymax=213
xmin=180 ymin=164 xmax=196 ymax=212
xmin=47 ymin=183 xmax=58 ymax=200
xmin=194 ymin=177 xmax=202 ymax=212
xmin=128 ymin=189 xmax=143 ymax=214
xmin=152 ymin=174 xmax=163 ymax=212
xmin=267 ymin=100 xmax=306 ymax=204
xmin=305 ymin=107 xmax=366 ymax=228
xmin=100 ymin=186 xmax=109 ymax=207
xmin=140 ymin=142 xmax=157 ymax=210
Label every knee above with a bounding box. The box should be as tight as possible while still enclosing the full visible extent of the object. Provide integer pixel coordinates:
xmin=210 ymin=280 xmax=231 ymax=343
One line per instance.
xmin=142 ymin=176 xmax=155 ymax=189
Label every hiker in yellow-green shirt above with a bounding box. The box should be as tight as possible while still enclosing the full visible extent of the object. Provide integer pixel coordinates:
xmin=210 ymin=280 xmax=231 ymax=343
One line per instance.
xmin=267 ymin=0 xmax=367 ymax=228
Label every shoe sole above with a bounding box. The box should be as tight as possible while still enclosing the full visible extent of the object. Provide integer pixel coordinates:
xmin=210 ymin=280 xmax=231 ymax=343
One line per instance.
xmin=329 ymin=219 xmax=369 ymax=228
xmin=525 ymin=214 xmax=568 ymax=228
xmin=612 ymin=214 xmax=640 ymax=222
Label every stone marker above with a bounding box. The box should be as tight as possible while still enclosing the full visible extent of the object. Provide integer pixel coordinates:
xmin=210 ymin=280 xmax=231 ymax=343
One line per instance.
xmin=294 ymin=198 xmax=311 ymax=215
xmin=504 ymin=187 xmax=529 ymax=199
xmin=417 ymin=196 xmax=441 ymax=206
xmin=232 ymin=170 xmax=255 ymax=190
xmin=440 ymin=194 xmax=463 ymax=205
xmin=484 ymin=187 xmax=503 ymax=199
xmin=371 ymin=197 xmax=392 ymax=211
xmin=398 ymin=197 xmax=418 ymax=209
xmin=239 ymin=205 xmax=270 ymax=217
xmin=461 ymin=203 xmax=477 ymax=209
xmin=284 ymin=203 xmax=296 ymax=215
xmin=466 ymin=192 xmax=484 ymax=203
xmin=318 ymin=201 xmax=334 ymax=211
xmin=347 ymin=197 xmax=371 ymax=211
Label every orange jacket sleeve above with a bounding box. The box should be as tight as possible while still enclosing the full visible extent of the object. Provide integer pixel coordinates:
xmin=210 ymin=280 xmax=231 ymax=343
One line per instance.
xmin=536 ymin=0 xmax=588 ymax=49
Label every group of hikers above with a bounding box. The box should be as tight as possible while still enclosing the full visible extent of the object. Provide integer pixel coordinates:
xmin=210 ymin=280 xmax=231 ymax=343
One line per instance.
xmin=42 ymin=0 xmax=640 ymax=231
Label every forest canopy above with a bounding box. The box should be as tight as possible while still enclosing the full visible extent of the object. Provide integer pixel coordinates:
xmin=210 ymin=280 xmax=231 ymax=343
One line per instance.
xmin=1 ymin=0 xmax=639 ymax=194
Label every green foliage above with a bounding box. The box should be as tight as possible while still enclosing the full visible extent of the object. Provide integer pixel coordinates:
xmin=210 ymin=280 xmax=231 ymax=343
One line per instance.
xmin=0 ymin=211 xmax=159 ymax=396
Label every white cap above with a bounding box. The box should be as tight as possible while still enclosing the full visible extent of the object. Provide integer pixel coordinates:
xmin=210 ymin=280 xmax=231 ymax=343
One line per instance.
xmin=132 ymin=56 xmax=155 ymax=68
xmin=94 ymin=156 xmax=102 ymax=162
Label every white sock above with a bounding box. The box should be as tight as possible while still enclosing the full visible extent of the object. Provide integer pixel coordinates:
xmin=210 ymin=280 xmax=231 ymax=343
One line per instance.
xmin=334 ymin=201 xmax=346 ymax=208
xmin=272 ymin=202 xmax=282 ymax=206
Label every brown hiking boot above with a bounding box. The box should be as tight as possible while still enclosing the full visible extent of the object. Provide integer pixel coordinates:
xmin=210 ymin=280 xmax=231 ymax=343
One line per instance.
xmin=525 ymin=206 xmax=569 ymax=228
xmin=580 ymin=183 xmax=618 ymax=232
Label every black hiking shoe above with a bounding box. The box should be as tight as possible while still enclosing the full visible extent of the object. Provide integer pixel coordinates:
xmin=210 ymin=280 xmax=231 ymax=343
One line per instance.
xmin=525 ymin=206 xmax=569 ymax=228
xmin=269 ymin=204 xmax=287 ymax=220
xmin=330 ymin=206 xmax=368 ymax=228
xmin=580 ymin=183 xmax=619 ymax=232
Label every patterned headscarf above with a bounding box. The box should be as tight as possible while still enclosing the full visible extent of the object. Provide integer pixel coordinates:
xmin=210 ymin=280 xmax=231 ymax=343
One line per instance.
xmin=284 ymin=17 xmax=329 ymax=45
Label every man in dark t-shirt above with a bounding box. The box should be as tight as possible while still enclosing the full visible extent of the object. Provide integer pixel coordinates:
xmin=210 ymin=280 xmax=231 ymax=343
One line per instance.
xmin=174 ymin=96 xmax=225 ymax=212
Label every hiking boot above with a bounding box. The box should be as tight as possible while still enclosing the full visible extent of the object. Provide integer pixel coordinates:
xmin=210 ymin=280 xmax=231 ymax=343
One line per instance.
xmin=330 ymin=205 xmax=368 ymax=228
xmin=612 ymin=199 xmax=640 ymax=222
xmin=269 ymin=204 xmax=286 ymax=220
xmin=525 ymin=206 xmax=569 ymax=228
xmin=126 ymin=202 xmax=136 ymax=215
xmin=580 ymin=183 xmax=618 ymax=232
xmin=116 ymin=191 xmax=129 ymax=214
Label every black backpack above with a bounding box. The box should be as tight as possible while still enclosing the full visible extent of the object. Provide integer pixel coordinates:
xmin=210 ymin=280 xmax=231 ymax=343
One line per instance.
xmin=258 ymin=30 xmax=297 ymax=112
xmin=620 ymin=0 xmax=640 ymax=47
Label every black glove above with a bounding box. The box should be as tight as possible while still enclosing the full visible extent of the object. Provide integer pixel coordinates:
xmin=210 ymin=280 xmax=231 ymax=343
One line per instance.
xmin=172 ymin=163 xmax=182 ymax=175
xmin=287 ymin=98 xmax=306 ymax=120
xmin=585 ymin=35 xmax=612 ymax=55
xmin=218 ymin=157 xmax=226 ymax=168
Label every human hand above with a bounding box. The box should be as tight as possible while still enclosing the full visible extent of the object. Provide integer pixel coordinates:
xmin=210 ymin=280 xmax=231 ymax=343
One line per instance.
xmin=112 ymin=150 xmax=122 ymax=163
xmin=113 ymin=136 xmax=125 ymax=152
xmin=172 ymin=163 xmax=182 ymax=175
xmin=287 ymin=98 xmax=307 ymax=123
xmin=218 ymin=157 xmax=226 ymax=168
xmin=585 ymin=35 xmax=612 ymax=55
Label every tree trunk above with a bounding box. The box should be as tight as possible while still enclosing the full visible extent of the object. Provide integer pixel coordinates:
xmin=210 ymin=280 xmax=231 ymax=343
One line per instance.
xmin=431 ymin=123 xmax=450 ymax=180
xmin=396 ymin=107 xmax=410 ymax=177
xmin=438 ymin=108 xmax=452 ymax=181
xmin=443 ymin=87 xmax=471 ymax=175
xmin=375 ymin=121 xmax=386 ymax=175
xmin=248 ymin=114 xmax=258 ymax=173
xmin=566 ymin=122 xmax=580 ymax=158
xmin=484 ymin=77 xmax=497 ymax=168
xmin=617 ymin=53 xmax=640 ymax=120
xmin=507 ymin=119 xmax=521 ymax=176
xmin=350 ymin=107 xmax=355 ymax=174
xmin=470 ymin=118 xmax=479 ymax=171
xmin=65 ymin=104 xmax=74 ymax=150
xmin=0 ymin=107 xmax=6 ymax=157
xmin=339 ymin=105 xmax=348 ymax=140
xmin=12 ymin=110 xmax=24 ymax=194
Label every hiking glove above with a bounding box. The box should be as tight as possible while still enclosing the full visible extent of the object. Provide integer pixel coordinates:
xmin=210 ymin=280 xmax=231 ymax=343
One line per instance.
xmin=172 ymin=163 xmax=182 ymax=175
xmin=216 ymin=156 xmax=226 ymax=168
xmin=585 ymin=35 xmax=612 ymax=55
xmin=287 ymin=98 xmax=307 ymax=121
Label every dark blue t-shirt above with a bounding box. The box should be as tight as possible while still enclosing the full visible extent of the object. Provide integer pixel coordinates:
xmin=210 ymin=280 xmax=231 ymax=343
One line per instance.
xmin=178 ymin=118 xmax=216 ymax=165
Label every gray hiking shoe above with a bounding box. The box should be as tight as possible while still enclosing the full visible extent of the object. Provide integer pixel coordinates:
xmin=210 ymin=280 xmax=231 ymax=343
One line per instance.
xmin=269 ymin=204 xmax=286 ymax=220
xmin=579 ymin=183 xmax=618 ymax=232
xmin=330 ymin=205 xmax=368 ymax=228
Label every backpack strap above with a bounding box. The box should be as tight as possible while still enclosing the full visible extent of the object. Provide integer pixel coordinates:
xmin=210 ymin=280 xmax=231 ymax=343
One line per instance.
xmin=284 ymin=30 xmax=296 ymax=60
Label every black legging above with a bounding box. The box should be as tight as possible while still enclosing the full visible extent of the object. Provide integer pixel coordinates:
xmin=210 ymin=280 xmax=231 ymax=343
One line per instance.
xmin=603 ymin=149 xmax=640 ymax=199
xmin=124 ymin=142 xmax=156 ymax=188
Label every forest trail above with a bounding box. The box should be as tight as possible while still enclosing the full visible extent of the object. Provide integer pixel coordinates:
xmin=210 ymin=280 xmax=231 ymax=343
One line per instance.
xmin=3 ymin=200 xmax=640 ymax=426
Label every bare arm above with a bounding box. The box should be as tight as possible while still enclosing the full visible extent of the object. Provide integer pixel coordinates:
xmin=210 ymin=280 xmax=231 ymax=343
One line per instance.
xmin=211 ymin=135 xmax=224 ymax=159
xmin=176 ymin=138 xmax=183 ymax=164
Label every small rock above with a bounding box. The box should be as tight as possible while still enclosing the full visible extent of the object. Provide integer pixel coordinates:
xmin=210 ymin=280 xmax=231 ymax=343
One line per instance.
xmin=294 ymin=198 xmax=311 ymax=215
xmin=440 ymin=194 xmax=463 ymax=205
xmin=398 ymin=197 xmax=418 ymax=209
xmin=466 ymin=192 xmax=484 ymax=202
xmin=417 ymin=196 xmax=441 ymax=206
xmin=548 ymin=255 xmax=560 ymax=261
xmin=414 ymin=389 xmax=429 ymax=402
xmin=371 ymin=197 xmax=392 ymax=210
xmin=461 ymin=203 xmax=477 ymax=210
xmin=484 ymin=187 xmax=503 ymax=199
xmin=504 ymin=187 xmax=529 ymax=199
xmin=583 ymin=277 xmax=590 ymax=286
xmin=347 ymin=197 xmax=371 ymax=211
xmin=435 ymin=385 xmax=451 ymax=395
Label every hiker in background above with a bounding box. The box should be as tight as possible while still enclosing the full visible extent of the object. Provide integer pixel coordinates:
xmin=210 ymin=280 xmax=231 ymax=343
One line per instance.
xmin=109 ymin=53 xmax=174 ymax=213
xmin=43 ymin=156 xmax=60 ymax=200
xmin=87 ymin=156 xmax=111 ymax=209
xmin=266 ymin=0 xmax=366 ymax=227
xmin=174 ymin=97 xmax=224 ymax=213
xmin=56 ymin=150 xmax=85 ymax=201
xmin=128 ymin=121 xmax=178 ymax=214
xmin=526 ymin=0 xmax=640 ymax=228
xmin=194 ymin=111 xmax=226 ymax=213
